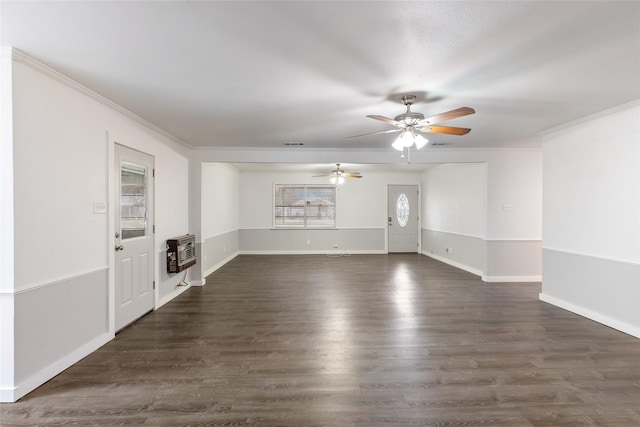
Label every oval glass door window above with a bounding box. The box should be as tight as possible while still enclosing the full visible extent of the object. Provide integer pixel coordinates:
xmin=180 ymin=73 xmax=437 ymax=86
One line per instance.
xmin=396 ymin=193 xmax=410 ymax=227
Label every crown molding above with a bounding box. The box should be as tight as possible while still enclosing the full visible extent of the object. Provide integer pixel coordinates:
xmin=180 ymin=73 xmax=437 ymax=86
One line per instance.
xmin=8 ymin=47 xmax=192 ymax=150
xmin=541 ymin=99 xmax=640 ymax=136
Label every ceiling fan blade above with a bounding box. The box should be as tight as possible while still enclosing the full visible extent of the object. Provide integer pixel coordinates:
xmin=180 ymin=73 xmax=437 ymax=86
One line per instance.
xmin=420 ymin=125 xmax=471 ymax=135
xmin=419 ymin=107 xmax=475 ymax=126
xmin=344 ymin=128 xmax=401 ymax=140
xmin=343 ymin=173 xmax=362 ymax=178
xmin=366 ymin=115 xmax=405 ymax=127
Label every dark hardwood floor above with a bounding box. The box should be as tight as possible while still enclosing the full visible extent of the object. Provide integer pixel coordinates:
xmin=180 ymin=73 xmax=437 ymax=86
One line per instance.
xmin=2 ymin=254 xmax=639 ymax=426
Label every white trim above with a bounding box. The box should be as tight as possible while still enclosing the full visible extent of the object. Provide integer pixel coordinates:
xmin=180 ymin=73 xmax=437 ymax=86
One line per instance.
xmin=240 ymin=250 xmax=387 ymax=255
xmin=271 ymin=227 xmax=339 ymax=231
xmin=0 ymin=267 xmax=109 ymax=296
xmin=483 ymin=275 xmax=542 ymax=283
xmin=542 ymin=247 xmax=639 ymax=267
xmin=202 ymin=229 xmax=240 ymax=241
xmin=190 ymin=279 xmax=206 ymax=287
xmin=421 ymin=251 xmax=483 ymax=277
xmin=10 ymin=48 xmax=191 ymax=150
xmin=241 ymin=227 xmax=385 ymax=231
xmin=422 ymin=228 xmax=484 ymax=240
xmin=486 ymin=238 xmax=542 ymax=242
xmin=1 ymin=331 xmax=113 ymax=403
xmin=193 ymin=145 xmax=542 ymax=154
xmin=156 ymin=283 xmax=192 ymax=309
xmin=203 ymin=251 xmax=240 ymax=278
xmin=539 ymin=293 xmax=640 ymax=339
xmin=541 ymin=99 xmax=640 ymax=136
xmin=422 ymin=228 xmax=541 ymax=242
xmin=107 ymin=131 xmax=116 ymax=335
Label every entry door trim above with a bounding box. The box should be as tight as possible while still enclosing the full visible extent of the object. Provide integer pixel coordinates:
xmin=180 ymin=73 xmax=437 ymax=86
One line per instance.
xmin=387 ymin=184 xmax=421 ymax=253
xmin=107 ymin=132 xmax=157 ymax=335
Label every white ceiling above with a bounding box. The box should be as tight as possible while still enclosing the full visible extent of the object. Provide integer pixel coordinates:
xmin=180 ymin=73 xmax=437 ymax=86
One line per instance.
xmin=2 ymin=1 xmax=639 ymax=151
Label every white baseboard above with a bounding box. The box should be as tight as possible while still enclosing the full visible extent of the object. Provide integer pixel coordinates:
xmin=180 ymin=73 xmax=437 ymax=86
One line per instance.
xmin=483 ymin=275 xmax=542 ymax=283
xmin=156 ymin=283 xmax=191 ymax=309
xmin=203 ymin=251 xmax=240 ymax=278
xmin=1 ymin=331 xmax=113 ymax=402
xmin=422 ymin=251 xmax=483 ymax=278
xmin=539 ymin=293 xmax=640 ymax=338
xmin=239 ymin=250 xmax=387 ymax=255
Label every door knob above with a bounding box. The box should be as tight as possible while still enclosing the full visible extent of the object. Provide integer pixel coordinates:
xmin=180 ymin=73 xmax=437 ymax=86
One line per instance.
xmin=115 ymin=245 xmax=124 ymax=251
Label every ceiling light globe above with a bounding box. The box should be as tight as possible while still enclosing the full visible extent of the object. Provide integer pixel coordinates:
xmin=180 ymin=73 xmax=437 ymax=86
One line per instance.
xmin=392 ymin=137 xmax=405 ymax=151
xmin=414 ymin=134 xmax=428 ymax=149
xmin=330 ymin=176 xmax=337 ymax=184
xmin=400 ymin=131 xmax=414 ymax=147
xmin=337 ymin=176 xmax=345 ymax=185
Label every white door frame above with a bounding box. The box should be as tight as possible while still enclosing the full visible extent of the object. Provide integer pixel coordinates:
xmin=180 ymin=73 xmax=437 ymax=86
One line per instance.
xmin=386 ymin=184 xmax=421 ymax=253
xmin=107 ymin=132 xmax=157 ymax=334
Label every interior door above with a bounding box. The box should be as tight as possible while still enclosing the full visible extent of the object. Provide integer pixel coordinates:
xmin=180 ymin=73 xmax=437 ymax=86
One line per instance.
xmin=388 ymin=185 xmax=419 ymax=253
xmin=114 ymin=144 xmax=155 ymax=331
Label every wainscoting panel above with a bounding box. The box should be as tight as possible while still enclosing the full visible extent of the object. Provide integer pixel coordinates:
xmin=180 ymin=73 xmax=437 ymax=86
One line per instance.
xmin=240 ymin=228 xmax=385 ymax=254
xmin=485 ymin=239 xmax=542 ymax=282
xmin=540 ymin=248 xmax=640 ymax=337
xmin=421 ymin=229 xmax=485 ymax=276
xmin=13 ymin=268 xmax=110 ymax=399
xmin=201 ymin=230 xmax=240 ymax=277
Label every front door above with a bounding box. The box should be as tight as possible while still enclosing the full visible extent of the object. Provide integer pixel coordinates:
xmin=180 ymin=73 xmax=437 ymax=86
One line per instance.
xmin=388 ymin=185 xmax=419 ymax=253
xmin=114 ymin=144 xmax=155 ymax=331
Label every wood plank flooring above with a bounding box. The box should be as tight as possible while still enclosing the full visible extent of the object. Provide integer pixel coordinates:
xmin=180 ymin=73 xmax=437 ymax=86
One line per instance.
xmin=2 ymin=254 xmax=639 ymax=426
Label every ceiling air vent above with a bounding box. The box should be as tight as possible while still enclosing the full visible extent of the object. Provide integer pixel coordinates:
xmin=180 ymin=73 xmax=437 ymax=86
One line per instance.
xmin=431 ymin=142 xmax=450 ymax=147
xmin=283 ymin=142 xmax=304 ymax=147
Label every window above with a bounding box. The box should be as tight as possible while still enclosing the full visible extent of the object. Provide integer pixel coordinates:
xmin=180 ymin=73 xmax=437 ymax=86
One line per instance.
xmin=396 ymin=193 xmax=409 ymax=227
xmin=120 ymin=161 xmax=148 ymax=239
xmin=275 ymin=185 xmax=336 ymax=228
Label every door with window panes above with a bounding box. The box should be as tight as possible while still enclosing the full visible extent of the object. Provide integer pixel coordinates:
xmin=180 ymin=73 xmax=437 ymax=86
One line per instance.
xmin=114 ymin=144 xmax=155 ymax=331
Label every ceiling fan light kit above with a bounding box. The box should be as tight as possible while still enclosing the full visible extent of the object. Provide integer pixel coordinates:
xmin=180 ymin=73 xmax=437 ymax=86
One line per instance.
xmin=313 ymin=164 xmax=362 ymax=185
xmin=391 ymin=129 xmax=428 ymax=151
xmin=330 ymin=175 xmax=345 ymax=185
xmin=346 ymin=94 xmax=475 ymax=153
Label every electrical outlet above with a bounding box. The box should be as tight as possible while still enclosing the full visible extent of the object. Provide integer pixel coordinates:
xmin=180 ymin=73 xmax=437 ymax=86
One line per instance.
xmin=306 ymin=239 xmax=311 ymax=245
xmin=223 ymin=246 xmax=226 ymax=253
xmin=333 ymin=243 xmax=339 ymax=248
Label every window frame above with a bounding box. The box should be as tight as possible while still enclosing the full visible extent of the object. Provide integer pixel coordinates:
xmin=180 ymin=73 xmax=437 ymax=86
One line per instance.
xmin=273 ymin=184 xmax=337 ymax=229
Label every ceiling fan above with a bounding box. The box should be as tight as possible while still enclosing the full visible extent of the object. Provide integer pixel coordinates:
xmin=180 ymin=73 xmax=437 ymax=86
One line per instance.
xmin=313 ymin=164 xmax=362 ymax=184
xmin=346 ymin=95 xmax=475 ymax=150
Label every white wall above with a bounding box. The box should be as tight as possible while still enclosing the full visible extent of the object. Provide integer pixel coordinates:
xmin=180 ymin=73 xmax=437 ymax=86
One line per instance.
xmin=1 ymin=50 xmax=191 ymax=402
xmin=200 ymin=163 xmax=240 ymax=277
xmin=0 ymin=48 xmax=16 ymax=402
xmin=421 ymin=155 xmax=542 ymax=282
xmin=422 ymin=163 xmax=487 ymax=275
xmin=541 ymin=101 xmax=640 ymax=337
xmin=423 ymin=163 xmax=486 ymax=238
xmin=485 ymin=150 xmax=542 ymax=281
xmin=239 ymin=169 xmax=422 ymax=253
xmin=202 ymin=163 xmax=240 ymax=239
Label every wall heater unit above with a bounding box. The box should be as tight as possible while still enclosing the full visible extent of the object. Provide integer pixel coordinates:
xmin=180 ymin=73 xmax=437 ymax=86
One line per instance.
xmin=166 ymin=234 xmax=197 ymax=273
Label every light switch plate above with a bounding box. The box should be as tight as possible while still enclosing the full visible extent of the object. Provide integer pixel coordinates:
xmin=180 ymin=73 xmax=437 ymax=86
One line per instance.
xmin=94 ymin=201 xmax=107 ymax=214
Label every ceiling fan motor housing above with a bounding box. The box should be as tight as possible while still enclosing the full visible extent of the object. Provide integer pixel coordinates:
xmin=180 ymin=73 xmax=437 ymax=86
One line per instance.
xmin=395 ymin=95 xmax=425 ymax=125
xmin=394 ymin=111 xmax=424 ymax=125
